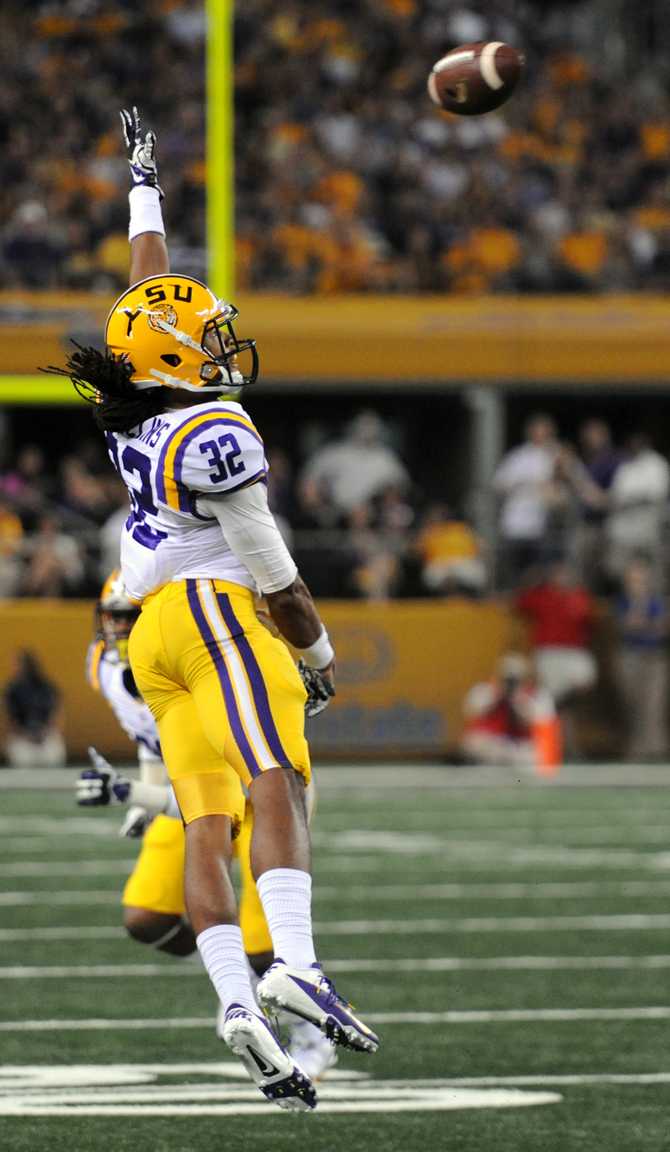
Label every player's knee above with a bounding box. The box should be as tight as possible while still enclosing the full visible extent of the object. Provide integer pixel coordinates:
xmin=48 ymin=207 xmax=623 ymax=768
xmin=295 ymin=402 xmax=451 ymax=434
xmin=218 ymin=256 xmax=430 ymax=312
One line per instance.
xmin=123 ymin=907 xmax=197 ymax=955
xmin=124 ymin=905 xmax=170 ymax=943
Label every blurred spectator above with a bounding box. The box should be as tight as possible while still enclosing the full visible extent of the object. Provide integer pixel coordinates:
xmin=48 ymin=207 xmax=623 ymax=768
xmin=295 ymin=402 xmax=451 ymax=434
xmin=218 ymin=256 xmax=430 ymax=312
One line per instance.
xmin=573 ymin=419 xmax=621 ymax=588
xmin=494 ymin=414 xmax=559 ymax=587
xmin=22 ymin=514 xmax=85 ymax=597
xmin=4 ymin=649 xmax=65 ymax=767
xmin=0 ymin=444 xmax=53 ymax=523
xmin=605 ymin=433 xmax=670 ymax=581
xmin=348 ymin=502 xmax=401 ymax=601
xmin=98 ymin=486 xmax=129 ymax=580
xmin=515 ymin=561 xmax=597 ymax=758
xmin=615 ymin=558 xmax=669 ymax=762
xmin=266 ymin=447 xmax=295 ymax=548
xmin=299 ymin=410 xmax=409 ymax=517
xmin=59 ymin=455 xmax=112 ymax=526
xmin=461 ymin=652 xmax=559 ymax=771
xmin=3 ymin=201 xmax=64 ymax=288
xmin=415 ymin=503 xmax=487 ymax=597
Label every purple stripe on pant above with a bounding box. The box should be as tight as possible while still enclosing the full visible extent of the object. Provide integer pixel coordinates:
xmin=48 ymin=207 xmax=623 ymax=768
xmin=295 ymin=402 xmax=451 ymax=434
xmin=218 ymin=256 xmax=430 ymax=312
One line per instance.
xmin=215 ymin=592 xmax=293 ymax=769
xmin=185 ymin=578 xmax=261 ymax=778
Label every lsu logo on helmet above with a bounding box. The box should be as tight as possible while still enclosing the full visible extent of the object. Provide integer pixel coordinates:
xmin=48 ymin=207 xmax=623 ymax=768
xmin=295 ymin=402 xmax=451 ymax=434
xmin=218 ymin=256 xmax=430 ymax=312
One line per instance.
xmin=105 ymin=274 xmax=259 ymax=394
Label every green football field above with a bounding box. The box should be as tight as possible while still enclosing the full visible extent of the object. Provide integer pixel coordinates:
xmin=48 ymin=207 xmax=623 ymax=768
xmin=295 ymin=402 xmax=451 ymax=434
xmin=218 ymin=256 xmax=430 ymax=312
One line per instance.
xmin=2 ymin=767 xmax=670 ymax=1151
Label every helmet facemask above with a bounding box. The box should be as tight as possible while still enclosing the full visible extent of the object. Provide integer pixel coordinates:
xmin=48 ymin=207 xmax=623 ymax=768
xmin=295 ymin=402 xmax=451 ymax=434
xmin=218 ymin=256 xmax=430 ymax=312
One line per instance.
xmin=199 ymin=303 xmax=259 ymax=393
xmin=99 ymin=608 xmax=138 ymax=664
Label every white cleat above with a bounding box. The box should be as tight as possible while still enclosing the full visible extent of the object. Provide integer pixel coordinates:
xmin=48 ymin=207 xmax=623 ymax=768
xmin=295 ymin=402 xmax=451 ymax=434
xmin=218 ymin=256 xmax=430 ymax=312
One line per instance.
xmin=257 ymin=960 xmax=380 ymax=1054
xmin=221 ymin=1003 xmax=317 ymax=1111
xmin=288 ymin=1018 xmax=339 ymax=1081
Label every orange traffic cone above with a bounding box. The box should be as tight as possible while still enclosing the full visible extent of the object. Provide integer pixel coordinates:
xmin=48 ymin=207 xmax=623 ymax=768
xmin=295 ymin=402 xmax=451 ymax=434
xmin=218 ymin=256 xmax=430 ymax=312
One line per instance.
xmin=533 ymin=716 xmax=562 ymax=777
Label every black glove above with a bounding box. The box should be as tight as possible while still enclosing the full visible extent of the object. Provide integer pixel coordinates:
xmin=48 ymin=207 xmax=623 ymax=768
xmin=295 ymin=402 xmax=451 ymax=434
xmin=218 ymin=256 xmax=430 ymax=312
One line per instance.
xmin=120 ymin=105 xmax=163 ymax=198
xmin=298 ymin=660 xmax=335 ymax=719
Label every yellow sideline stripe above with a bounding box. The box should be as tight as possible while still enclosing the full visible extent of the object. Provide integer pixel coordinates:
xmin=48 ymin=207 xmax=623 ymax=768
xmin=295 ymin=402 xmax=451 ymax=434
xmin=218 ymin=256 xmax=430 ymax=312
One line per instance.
xmin=0 ymin=377 xmax=84 ymax=404
xmin=206 ymin=0 xmax=234 ymax=299
xmin=162 ymin=409 xmax=259 ymax=510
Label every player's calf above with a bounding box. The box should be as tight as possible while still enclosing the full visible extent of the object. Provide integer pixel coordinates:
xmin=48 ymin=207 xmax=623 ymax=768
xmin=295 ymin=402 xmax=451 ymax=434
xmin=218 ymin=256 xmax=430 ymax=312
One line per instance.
xmin=123 ymin=906 xmax=196 ymax=956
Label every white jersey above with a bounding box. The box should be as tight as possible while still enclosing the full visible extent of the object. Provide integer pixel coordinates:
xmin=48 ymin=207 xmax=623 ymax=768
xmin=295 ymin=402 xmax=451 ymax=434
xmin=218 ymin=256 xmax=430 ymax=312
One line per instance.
xmin=105 ymin=400 xmax=268 ymax=602
xmin=87 ymin=642 xmax=161 ymax=759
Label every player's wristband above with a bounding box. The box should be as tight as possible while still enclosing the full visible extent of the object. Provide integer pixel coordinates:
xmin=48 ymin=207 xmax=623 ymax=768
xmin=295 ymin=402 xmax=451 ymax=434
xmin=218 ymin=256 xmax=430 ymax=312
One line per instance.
xmin=128 ymin=185 xmax=165 ymax=241
xmin=299 ymin=627 xmax=335 ymax=670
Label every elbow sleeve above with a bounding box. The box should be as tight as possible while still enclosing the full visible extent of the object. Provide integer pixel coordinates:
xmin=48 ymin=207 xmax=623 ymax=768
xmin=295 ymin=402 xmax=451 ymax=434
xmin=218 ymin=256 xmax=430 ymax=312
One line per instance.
xmin=198 ymin=483 xmax=298 ymax=594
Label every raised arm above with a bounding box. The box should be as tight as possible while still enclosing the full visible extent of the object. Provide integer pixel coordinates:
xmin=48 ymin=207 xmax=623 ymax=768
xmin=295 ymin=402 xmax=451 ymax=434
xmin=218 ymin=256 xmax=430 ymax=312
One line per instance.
xmin=120 ymin=106 xmax=169 ymax=285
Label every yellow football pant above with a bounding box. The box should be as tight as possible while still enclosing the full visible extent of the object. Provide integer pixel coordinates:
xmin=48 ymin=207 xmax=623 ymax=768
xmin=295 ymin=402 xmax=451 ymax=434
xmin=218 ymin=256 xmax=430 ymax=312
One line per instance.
xmin=128 ymin=578 xmax=310 ymax=825
xmin=122 ymin=807 xmax=273 ymax=956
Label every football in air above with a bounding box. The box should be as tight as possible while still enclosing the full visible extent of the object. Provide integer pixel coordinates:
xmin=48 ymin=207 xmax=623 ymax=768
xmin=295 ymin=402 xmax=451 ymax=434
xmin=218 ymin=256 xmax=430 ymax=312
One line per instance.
xmin=427 ymin=41 xmax=524 ymax=116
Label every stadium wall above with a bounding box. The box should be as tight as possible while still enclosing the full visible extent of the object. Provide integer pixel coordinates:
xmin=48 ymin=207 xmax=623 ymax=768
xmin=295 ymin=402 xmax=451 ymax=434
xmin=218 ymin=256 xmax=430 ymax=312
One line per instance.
xmin=0 ymin=598 xmax=518 ymax=761
xmin=3 ymin=294 xmax=670 ymax=397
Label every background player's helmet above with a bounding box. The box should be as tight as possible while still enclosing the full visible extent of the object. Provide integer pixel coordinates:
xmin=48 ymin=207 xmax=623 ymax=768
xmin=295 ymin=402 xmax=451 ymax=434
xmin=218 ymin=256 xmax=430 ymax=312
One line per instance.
xmin=105 ymin=274 xmax=258 ymax=394
xmin=97 ymin=569 xmax=139 ymax=663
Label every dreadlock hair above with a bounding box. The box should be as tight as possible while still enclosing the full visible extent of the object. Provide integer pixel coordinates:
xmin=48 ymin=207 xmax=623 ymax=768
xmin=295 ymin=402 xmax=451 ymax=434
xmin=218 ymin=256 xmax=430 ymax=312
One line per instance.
xmin=41 ymin=342 xmax=170 ymax=433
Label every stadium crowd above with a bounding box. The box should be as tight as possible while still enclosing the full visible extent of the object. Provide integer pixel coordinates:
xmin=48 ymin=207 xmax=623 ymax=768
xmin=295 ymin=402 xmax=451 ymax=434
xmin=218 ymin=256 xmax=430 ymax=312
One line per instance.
xmin=2 ymin=0 xmax=670 ymax=294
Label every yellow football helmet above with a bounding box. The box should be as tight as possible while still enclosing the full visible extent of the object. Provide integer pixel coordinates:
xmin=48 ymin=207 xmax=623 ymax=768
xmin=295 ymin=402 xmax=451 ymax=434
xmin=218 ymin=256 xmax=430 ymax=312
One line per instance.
xmin=105 ymin=274 xmax=258 ymax=393
xmin=97 ymin=569 xmax=139 ymax=663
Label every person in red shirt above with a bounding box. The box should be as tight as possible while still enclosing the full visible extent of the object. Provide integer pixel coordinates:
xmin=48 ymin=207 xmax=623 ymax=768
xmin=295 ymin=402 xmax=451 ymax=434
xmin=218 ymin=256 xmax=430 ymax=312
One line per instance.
xmin=515 ymin=562 xmax=597 ymax=757
xmin=461 ymin=652 xmax=558 ymax=770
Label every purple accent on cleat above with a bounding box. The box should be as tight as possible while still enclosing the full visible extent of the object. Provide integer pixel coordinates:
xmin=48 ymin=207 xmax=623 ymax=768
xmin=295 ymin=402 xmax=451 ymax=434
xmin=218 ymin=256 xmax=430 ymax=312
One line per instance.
xmin=289 ymin=970 xmax=380 ymax=1050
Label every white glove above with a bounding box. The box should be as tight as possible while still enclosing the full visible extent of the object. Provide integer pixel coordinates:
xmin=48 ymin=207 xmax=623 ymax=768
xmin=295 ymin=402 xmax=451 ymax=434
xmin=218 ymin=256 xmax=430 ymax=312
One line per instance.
xmin=119 ymin=805 xmax=153 ymax=839
xmin=120 ymin=105 xmax=164 ymax=197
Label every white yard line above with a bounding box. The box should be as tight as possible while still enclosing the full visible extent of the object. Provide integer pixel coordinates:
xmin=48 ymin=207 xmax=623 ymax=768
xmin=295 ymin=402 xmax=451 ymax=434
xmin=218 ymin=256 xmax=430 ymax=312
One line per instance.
xmin=2 ymin=762 xmax=670 ymax=791
xmin=0 ymin=861 xmax=132 ymax=878
xmin=370 ymin=1007 xmax=670 ymax=1024
xmin=7 ymin=880 xmax=670 ymax=905
xmin=0 ymin=891 xmax=118 ymax=906
xmin=12 ymin=836 xmax=664 ymax=869
xmin=3 ymin=955 xmax=670 ymax=979
xmin=5 ymin=912 xmax=670 ymax=942
xmin=0 ymin=928 xmax=123 ymax=942
xmin=312 ymin=914 xmax=670 ymax=935
xmin=4 ymin=843 xmax=668 ymax=870
xmin=2 ymin=1006 xmax=670 ymax=1033
xmin=416 ymin=1073 xmax=670 ymax=1087
xmin=316 ymin=842 xmax=670 ymax=871
xmin=0 ymin=818 xmax=119 ymax=835
xmin=324 ymin=829 xmax=670 ymax=866
xmin=314 ymin=880 xmax=670 ymax=901
xmin=0 ymin=840 xmax=127 ymax=855
xmin=315 ymin=826 xmax=670 ymax=846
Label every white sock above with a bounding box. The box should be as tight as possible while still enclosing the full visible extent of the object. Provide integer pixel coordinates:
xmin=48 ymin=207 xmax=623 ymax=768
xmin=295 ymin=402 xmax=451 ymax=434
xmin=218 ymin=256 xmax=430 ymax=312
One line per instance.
xmin=256 ymin=868 xmax=317 ymax=969
xmin=197 ymin=924 xmax=258 ymax=1016
xmin=246 ymin=957 xmax=261 ymax=1001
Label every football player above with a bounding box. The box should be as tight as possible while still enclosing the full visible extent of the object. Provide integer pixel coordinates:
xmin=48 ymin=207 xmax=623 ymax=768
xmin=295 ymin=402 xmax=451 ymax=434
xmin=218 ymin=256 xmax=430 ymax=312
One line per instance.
xmin=81 ymin=570 xmax=337 ymax=1077
xmin=49 ymin=107 xmax=378 ymax=1109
